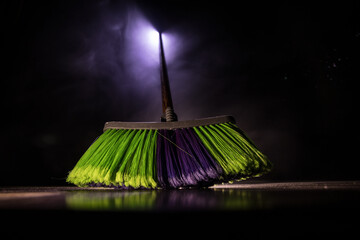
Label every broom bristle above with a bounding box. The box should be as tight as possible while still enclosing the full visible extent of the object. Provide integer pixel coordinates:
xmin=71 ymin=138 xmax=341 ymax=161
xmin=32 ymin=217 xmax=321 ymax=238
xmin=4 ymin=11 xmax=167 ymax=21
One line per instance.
xmin=194 ymin=122 xmax=271 ymax=180
xmin=67 ymin=129 xmax=158 ymax=189
xmin=67 ymin=121 xmax=271 ymax=189
xmin=156 ymin=128 xmax=223 ymax=188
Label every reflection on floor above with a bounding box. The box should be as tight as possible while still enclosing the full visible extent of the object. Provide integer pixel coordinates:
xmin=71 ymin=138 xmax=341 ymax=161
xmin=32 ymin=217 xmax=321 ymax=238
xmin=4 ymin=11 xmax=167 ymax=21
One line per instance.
xmin=1 ymin=181 xmax=360 ymax=238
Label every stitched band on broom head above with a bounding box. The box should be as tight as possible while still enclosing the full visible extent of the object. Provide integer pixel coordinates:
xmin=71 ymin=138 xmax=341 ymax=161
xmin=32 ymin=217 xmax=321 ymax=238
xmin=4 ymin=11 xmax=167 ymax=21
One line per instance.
xmin=103 ymin=115 xmax=236 ymax=131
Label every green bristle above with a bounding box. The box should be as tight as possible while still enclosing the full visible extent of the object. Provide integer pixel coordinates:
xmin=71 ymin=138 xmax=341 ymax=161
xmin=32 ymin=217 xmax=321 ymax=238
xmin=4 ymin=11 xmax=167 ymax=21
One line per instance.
xmin=193 ymin=122 xmax=272 ymax=180
xmin=67 ymin=129 xmax=120 ymax=186
xmin=118 ymin=129 xmax=158 ymax=188
xmin=67 ymin=129 xmax=158 ymax=189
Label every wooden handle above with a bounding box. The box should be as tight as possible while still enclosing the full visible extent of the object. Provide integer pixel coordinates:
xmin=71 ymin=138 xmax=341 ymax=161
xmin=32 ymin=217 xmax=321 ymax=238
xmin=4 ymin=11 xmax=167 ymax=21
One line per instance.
xmin=159 ymin=33 xmax=177 ymax=122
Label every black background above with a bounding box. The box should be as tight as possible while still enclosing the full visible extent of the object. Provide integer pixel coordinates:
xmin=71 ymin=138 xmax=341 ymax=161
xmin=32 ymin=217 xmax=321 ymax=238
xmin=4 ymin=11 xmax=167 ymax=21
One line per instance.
xmin=2 ymin=0 xmax=359 ymax=186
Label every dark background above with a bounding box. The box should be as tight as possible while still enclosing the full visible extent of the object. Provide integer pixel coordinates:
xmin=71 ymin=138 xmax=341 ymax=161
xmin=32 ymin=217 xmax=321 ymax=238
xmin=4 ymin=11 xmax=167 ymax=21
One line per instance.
xmin=1 ymin=0 xmax=359 ymax=186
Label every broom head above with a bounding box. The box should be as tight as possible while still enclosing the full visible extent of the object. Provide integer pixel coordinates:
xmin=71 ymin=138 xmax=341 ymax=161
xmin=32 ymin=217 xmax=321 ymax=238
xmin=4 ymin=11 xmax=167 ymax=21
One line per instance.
xmin=67 ymin=116 xmax=272 ymax=189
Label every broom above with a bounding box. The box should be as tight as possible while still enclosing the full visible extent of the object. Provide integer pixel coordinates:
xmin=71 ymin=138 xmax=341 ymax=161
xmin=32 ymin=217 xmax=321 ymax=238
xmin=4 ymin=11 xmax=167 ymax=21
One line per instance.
xmin=67 ymin=33 xmax=272 ymax=189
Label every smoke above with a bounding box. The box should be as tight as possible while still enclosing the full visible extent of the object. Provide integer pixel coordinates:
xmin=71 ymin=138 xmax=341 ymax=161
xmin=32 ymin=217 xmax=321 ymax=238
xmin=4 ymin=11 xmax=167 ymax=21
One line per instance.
xmin=64 ymin=2 xmax=163 ymax=122
xmin=64 ymin=1 xmax=236 ymax=122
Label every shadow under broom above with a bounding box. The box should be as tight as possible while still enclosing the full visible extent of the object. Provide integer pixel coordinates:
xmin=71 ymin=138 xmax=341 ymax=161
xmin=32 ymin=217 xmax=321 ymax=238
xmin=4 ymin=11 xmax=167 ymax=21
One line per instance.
xmin=67 ymin=33 xmax=272 ymax=189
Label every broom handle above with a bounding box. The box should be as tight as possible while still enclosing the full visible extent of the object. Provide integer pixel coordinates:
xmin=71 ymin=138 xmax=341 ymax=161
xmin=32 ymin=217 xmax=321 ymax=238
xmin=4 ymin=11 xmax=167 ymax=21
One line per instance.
xmin=159 ymin=33 xmax=178 ymax=122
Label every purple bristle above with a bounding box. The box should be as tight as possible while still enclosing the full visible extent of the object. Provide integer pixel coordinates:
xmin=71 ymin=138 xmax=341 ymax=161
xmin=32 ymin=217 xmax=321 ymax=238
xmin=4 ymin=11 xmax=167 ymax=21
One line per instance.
xmin=156 ymin=128 xmax=223 ymax=188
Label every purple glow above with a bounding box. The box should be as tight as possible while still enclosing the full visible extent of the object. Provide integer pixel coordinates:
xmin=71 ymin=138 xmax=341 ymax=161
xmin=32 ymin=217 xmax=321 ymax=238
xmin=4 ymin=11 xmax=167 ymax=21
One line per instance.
xmin=68 ymin=6 xmax=168 ymax=121
xmin=125 ymin=9 xmax=160 ymax=84
xmin=127 ymin=20 xmax=159 ymax=64
xmin=161 ymin=32 xmax=180 ymax=64
xmin=146 ymin=29 xmax=160 ymax=53
xmin=160 ymin=30 xmax=199 ymax=66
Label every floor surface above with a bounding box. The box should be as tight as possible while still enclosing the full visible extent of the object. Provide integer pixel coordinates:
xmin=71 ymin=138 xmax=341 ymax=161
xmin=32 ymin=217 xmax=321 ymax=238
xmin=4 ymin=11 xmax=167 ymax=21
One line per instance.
xmin=1 ymin=181 xmax=360 ymax=238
